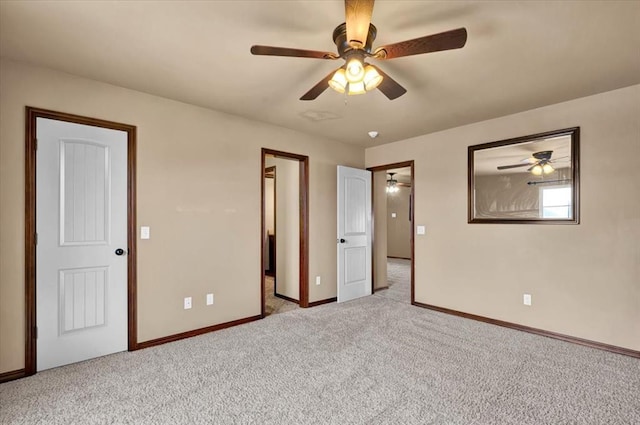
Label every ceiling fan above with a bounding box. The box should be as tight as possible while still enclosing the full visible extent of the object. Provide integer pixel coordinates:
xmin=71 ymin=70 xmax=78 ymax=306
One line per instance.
xmin=250 ymin=0 xmax=467 ymax=100
xmin=497 ymin=151 xmax=565 ymax=176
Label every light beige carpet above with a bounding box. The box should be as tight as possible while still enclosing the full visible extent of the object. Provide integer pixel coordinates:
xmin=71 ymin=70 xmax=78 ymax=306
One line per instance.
xmin=375 ymin=258 xmax=411 ymax=303
xmin=265 ymin=276 xmax=298 ymax=316
xmin=2 ymin=282 xmax=638 ymax=424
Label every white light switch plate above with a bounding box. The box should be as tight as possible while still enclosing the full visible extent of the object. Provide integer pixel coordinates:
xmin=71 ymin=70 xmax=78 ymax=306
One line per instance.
xmin=184 ymin=297 xmax=192 ymax=309
xmin=523 ymin=294 xmax=532 ymax=306
xmin=141 ymin=226 xmax=150 ymax=240
xmin=206 ymin=293 xmax=214 ymax=306
xmin=391 ymin=212 xmax=397 ymax=218
xmin=416 ymin=225 xmax=426 ymax=235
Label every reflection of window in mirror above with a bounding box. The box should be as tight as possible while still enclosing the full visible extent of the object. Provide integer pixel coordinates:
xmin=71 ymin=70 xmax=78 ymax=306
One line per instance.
xmin=540 ymin=185 xmax=572 ymax=219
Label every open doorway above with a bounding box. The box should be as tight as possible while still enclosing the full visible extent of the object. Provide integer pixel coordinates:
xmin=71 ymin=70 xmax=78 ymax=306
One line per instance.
xmin=368 ymin=161 xmax=415 ymax=304
xmin=261 ymin=149 xmax=309 ymax=316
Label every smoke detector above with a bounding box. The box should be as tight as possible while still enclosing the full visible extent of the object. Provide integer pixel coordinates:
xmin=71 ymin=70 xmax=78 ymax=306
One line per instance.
xmin=368 ymin=131 xmax=379 ymax=139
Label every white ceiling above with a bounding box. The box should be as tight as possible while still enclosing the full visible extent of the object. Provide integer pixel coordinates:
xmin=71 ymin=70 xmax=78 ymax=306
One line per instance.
xmin=1 ymin=1 xmax=639 ymax=148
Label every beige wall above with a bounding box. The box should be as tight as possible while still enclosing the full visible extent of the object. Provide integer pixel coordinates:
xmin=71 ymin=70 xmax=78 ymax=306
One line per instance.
xmin=266 ymin=157 xmax=300 ymax=301
xmin=264 ymin=177 xmax=275 ymax=235
xmin=0 ymin=59 xmax=364 ymax=374
xmin=387 ymin=186 xmax=412 ymax=259
xmin=366 ymin=85 xmax=640 ymax=351
xmin=373 ymin=171 xmax=388 ymax=290
xmin=263 ymin=174 xmax=274 ymax=273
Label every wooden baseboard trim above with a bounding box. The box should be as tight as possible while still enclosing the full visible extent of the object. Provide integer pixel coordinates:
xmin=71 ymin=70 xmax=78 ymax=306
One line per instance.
xmin=308 ymin=297 xmax=337 ymax=307
xmin=0 ymin=368 xmax=26 ymax=384
xmin=374 ymin=286 xmax=389 ymax=292
xmin=134 ymin=315 xmax=262 ymax=350
xmin=274 ymin=293 xmax=299 ymax=304
xmin=413 ymin=302 xmax=640 ymax=359
xmin=387 ymin=256 xmax=411 ymax=260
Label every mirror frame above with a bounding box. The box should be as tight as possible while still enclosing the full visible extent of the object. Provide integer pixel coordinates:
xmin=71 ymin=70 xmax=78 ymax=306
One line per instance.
xmin=468 ymin=127 xmax=580 ymax=224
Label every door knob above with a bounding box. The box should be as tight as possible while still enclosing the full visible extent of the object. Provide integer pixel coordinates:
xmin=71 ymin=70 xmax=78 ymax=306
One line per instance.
xmin=115 ymin=248 xmax=126 ymax=256
xmin=338 ymin=238 xmax=346 ymax=244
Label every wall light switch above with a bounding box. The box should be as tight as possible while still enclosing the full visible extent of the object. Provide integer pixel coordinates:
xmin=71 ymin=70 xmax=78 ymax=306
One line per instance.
xmin=391 ymin=212 xmax=397 ymax=218
xmin=523 ymin=294 xmax=532 ymax=306
xmin=416 ymin=225 xmax=426 ymax=235
xmin=315 ymin=276 xmax=321 ymax=286
xmin=184 ymin=297 xmax=192 ymax=309
xmin=206 ymin=293 xmax=214 ymax=306
xmin=141 ymin=226 xmax=150 ymax=240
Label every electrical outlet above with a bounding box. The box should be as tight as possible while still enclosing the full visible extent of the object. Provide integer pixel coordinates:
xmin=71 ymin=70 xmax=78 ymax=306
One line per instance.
xmin=315 ymin=276 xmax=321 ymax=286
xmin=523 ymin=294 xmax=532 ymax=306
xmin=184 ymin=297 xmax=192 ymax=309
xmin=206 ymin=293 xmax=214 ymax=306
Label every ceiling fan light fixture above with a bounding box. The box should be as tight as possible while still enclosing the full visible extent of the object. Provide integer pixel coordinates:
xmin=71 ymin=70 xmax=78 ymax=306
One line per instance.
xmin=531 ymin=164 xmax=543 ymax=176
xmin=347 ymin=81 xmax=366 ymax=95
xmin=363 ymin=65 xmax=383 ymax=91
xmin=542 ymin=163 xmax=555 ymax=174
xmin=386 ymin=172 xmax=400 ymax=193
xmin=328 ymin=68 xmax=347 ymax=93
xmin=345 ymin=57 xmax=365 ymax=83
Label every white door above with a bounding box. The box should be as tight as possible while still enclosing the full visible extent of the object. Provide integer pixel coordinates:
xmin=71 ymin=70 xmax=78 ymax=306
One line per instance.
xmin=337 ymin=166 xmax=372 ymax=303
xmin=36 ymin=117 xmax=128 ymax=371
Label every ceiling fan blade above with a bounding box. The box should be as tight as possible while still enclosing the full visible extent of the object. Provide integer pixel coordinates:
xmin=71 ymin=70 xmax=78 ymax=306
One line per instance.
xmin=374 ymin=27 xmax=467 ymax=60
xmin=497 ymin=163 xmax=531 ymax=170
xmin=345 ymin=0 xmax=375 ymax=48
xmin=251 ymin=45 xmax=338 ymax=60
xmin=300 ymin=69 xmax=338 ymax=101
xmin=370 ymin=65 xmax=407 ymax=100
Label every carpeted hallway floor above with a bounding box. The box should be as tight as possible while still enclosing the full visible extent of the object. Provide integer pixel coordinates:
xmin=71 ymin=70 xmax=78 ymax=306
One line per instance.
xmin=264 ymin=276 xmax=298 ymax=316
xmin=374 ymin=258 xmax=411 ymax=303
xmin=1 ymin=289 xmax=638 ymax=424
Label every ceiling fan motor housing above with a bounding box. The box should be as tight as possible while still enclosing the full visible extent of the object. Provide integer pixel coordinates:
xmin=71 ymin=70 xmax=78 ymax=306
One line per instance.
xmin=333 ymin=22 xmax=377 ymax=57
xmin=533 ymin=151 xmax=553 ymax=161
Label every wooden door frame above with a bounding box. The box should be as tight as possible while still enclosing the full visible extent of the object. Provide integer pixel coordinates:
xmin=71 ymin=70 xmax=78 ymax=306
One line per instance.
xmin=366 ymin=160 xmax=415 ymax=304
xmin=24 ymin=106 xmax=137 ymax=376
xmin=260 ymin=148 xmax=309 ymax=316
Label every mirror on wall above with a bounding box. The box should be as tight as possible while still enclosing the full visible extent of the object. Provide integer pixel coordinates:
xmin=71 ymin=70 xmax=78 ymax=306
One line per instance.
xmin=468 ymin=127 xmax=580 ymax=224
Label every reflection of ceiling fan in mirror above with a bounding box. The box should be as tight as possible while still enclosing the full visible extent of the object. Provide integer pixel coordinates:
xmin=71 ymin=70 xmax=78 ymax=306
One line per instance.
xmin=250 ymin=0 xmax=467 ymax=100
xmin=497 ymin=150 xmax=568 ymax=176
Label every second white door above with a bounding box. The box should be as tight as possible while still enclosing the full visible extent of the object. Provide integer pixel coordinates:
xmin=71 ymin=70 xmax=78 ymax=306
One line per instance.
xmin=337 ymin=166 xmax=372 ymax=303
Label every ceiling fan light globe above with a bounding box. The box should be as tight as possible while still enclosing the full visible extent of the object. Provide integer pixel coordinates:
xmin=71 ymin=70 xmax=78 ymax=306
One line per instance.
xmin=531 ymin=165 xmax=543 ymax=176
xmin=328 ymin=69 xmax=347 ymax=93
xmin=345 ymin=58 xmax=365 ymax=83
xmin=363 ymin=65 xmax=383 ymax=91
xmin=347 ymin=81 xmax=366 ymax=95
xmin=542 ymin=163 xmax=555 ymax=174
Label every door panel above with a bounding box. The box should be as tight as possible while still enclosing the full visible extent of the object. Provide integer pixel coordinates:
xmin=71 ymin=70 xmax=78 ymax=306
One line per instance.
xmin=337 ymin=166 xmax=372 ymax=303
xmin=36 ymin=118 xmax=127 ymax=371
xmin=60 ymin=140 xmax=109 ymax=245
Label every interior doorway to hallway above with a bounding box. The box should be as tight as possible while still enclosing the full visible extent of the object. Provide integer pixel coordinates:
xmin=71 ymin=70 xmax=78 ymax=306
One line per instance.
xmin=368 ymin=161 xmax=415 ymax=304
xmin=261 ymin=149 xmax=309 ymax=316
